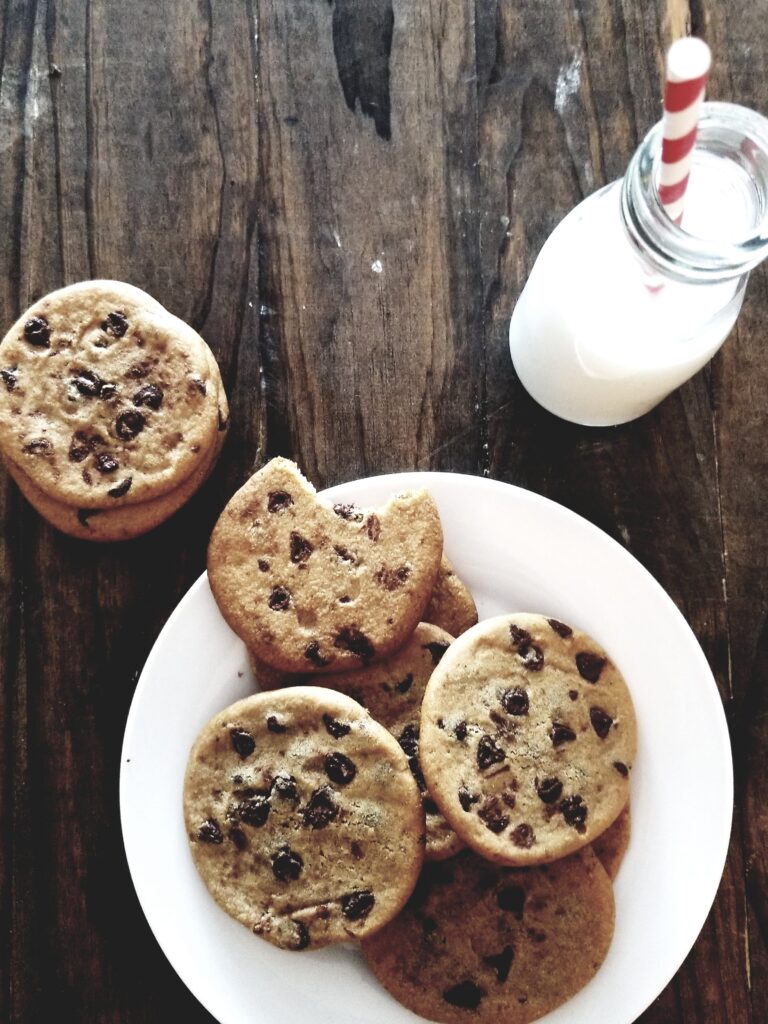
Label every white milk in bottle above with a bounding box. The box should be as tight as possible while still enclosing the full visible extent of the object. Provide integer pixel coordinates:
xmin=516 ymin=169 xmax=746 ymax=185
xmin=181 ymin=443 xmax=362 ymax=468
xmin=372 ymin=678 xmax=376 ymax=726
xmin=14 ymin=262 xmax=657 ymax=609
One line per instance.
xmin=509 ymin=103 xmax=768 ymax=426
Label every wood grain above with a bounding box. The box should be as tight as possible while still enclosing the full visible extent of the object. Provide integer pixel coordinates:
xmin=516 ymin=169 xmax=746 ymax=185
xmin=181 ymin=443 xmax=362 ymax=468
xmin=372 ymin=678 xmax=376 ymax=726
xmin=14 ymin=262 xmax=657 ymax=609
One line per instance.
xmin=0 ymin=0 xmax=764 ymax=1021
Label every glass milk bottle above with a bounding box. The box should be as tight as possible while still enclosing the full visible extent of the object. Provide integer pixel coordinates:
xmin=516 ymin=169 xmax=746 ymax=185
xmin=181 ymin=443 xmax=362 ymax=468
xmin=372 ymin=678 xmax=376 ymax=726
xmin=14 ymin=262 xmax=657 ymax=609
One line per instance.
xmin=508 ymin=103 xmax=768 ymax=426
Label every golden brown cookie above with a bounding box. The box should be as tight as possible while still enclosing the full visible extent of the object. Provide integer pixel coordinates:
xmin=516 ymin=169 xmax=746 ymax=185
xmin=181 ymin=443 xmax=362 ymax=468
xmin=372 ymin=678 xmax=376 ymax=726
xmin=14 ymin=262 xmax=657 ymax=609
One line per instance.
xmin=208 ymin=457 xmax=443 ymax=673
xmin=423 ymin=555 xmax=478 ymax=636
xmin=420 ymin=614 xmax=636 ymax=866
xmin=184 ymin=688 xmax=424 ymax=951
xmin=308 ymin=624 xmax=463 ymax=861
xmin=592 ymin=802 xmax=631 ymax=879
xmin=362 ymin=848 xmax=615 ymax=1024
xmin=0 ymin=280 xmax=223 ymax=508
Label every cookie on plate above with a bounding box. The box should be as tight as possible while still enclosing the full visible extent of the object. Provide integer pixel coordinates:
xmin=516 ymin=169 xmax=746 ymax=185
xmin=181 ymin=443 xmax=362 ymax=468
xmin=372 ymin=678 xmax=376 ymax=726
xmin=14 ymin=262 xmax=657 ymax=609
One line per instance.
xmin=208 ymin=458 xmax=443 ymax=673
xmin=184 ymin=687 xmax=425 ymax=951
xmin=592 ymin=802 xmax=631 ymax=880
xmin=420 ymin=614 xmax=636 ymax=866
xmin=0 ymin=280 xmax=224 ymax=512
xmin=309 ymin=624 xmax=463 ymax=861
xmin=423 ymin=555 xmax=478 ymax=637
xmin=363 ymin=847 xmax=615 ymax=1024
xmin=248 ymin=555 xmax=475 ymax=691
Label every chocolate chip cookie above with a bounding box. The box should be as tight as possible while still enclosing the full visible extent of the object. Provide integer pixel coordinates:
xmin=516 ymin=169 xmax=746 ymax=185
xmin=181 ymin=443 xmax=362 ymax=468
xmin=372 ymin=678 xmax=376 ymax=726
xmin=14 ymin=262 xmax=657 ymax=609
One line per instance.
xmin=420 ymin=614 xmax=636 ymax=866
xmin=362 ymin=847 xmax=615 ymax=1024
xmin=207 ymin=458 xmax=443 ymax=673
xmin=308 ymin=623 xmax=462 ymax=861
xmin=184 ymin=687 xmax=425 ymax=951
xmin=248 ymin=555 xmax=475 ymax=691
xmin=423 ymin=556 xmax=478 ymax=637
xmin=592 ymin=802 xmax=631 ymax=880
xmin=0 ymin=280 xmax=224 ymax=509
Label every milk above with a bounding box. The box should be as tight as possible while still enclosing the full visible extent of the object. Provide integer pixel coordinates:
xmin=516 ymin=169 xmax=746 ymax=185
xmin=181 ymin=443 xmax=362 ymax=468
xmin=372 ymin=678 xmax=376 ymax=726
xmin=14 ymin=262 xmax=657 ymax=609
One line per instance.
xmin=509 ymin=149 xmax=753 ymax=426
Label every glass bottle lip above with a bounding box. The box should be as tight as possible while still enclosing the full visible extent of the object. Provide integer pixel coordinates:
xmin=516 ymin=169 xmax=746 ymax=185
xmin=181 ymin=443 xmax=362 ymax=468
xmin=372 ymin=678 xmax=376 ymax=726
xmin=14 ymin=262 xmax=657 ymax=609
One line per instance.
xmin=621 ymin=102 xmax=768 ymax=283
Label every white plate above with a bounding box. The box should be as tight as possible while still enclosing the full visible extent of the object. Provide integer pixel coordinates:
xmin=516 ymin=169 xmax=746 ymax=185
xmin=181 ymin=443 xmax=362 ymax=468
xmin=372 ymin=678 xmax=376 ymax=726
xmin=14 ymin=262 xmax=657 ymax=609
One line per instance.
xmin=120 ymin=472 xmax=733 ymax=1024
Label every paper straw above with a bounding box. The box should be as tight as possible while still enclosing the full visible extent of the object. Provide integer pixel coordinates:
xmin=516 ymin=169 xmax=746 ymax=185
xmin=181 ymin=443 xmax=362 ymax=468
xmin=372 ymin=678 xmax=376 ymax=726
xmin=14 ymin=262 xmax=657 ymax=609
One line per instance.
xmin=658 ymin=38 xmax=712 ymax=224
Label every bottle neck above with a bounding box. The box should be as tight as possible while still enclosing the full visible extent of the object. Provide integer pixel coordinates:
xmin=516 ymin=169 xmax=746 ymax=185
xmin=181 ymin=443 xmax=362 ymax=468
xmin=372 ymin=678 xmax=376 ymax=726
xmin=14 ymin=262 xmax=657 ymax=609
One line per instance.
xmin=620 ymin=102 xmax=768 ymax=284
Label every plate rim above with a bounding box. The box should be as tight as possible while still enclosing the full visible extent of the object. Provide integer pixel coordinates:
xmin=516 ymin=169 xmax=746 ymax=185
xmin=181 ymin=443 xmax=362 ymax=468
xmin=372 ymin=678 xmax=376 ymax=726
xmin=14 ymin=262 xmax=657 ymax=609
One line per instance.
xmin=120 ymin=470 xmax=734 ymax=1024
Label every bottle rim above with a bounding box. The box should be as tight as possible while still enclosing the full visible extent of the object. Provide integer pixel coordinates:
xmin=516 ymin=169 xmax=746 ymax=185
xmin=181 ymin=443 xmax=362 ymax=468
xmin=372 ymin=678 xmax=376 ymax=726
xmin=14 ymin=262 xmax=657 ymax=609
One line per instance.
xmin=621 ymin=102 xmax=768 ymax=282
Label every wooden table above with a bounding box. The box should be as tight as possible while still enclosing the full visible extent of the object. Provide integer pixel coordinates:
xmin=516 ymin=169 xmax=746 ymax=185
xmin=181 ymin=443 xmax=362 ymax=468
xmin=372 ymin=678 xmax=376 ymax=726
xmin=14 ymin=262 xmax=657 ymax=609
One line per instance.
xmin=1 ymin=1 xmax=765 ymax=1021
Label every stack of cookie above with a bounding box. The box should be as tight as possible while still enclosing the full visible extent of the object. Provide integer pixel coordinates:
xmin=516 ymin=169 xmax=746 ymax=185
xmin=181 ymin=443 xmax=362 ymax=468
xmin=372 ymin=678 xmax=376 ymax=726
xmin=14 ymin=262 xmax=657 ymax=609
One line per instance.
xmin=186 ymin=457 xmax=636 ymax=1024
xmin=0 ymin=281 xmax=228 ymax=541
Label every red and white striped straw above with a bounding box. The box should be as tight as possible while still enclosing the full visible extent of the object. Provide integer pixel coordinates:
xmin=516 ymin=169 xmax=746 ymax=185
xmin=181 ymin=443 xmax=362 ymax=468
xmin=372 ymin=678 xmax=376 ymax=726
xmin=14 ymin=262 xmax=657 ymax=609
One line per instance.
xmin=658 ymin=38 xmax=712 ymax=225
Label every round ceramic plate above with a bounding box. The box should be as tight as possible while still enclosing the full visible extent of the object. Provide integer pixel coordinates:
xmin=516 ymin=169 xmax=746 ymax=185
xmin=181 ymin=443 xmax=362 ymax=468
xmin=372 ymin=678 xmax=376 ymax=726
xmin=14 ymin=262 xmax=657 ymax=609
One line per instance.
xmin=120 ymin=472 xmax=732 ymax=1024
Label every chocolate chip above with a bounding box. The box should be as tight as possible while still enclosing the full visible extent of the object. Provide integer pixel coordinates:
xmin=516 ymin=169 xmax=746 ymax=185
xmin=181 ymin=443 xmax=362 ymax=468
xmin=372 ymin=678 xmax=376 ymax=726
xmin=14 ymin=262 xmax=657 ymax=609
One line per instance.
xmin=191 ymin=376 xmax=207 ymax=395
xmin=77 ymin=508 xmax=102 ymax=528
xmin=374 ymin=565 xmax=411 ymax=590
xmin=350 ymin=841 xmax=365 ymax=859
xmin=290 ymin=920 xmax=309 ymax=950
xmin=322 ymin=713 xmax=350 ymax=738
xmin=365 ymin=514 xmax=381 ymax=541
xmin=568 ymin=689 xmax=578 ymax=700
xmin=302 ymin=786 xmax=338 ymax=829
xmin=133 ymin=383 xmax=163 ymax=409
xmin=268 ymin=586 xmax=291 ymax=611
xmin=517 ymin=643 xmax=544 ymax=671
xmin=102 ymin=311 xmax=128 ymax=336
xmin=560 ymin=795 xmax=588 ymax=832
xmin=408 ymin=755 xmax=427 ymax=792
xmin=115 ymin=410 xmax=145 ymax=440
xmin=509 ymin=624 xmax=532 ymax=647
xmin=511 ymin=823 xmax=535 ymax=848
xmin=230 ymin=728 xmax=256 ymax=758
xmin=236 ymin=794 xmax=270 ymax=827
xmin=229 ymin=827 xmax=247 ymax=851
xmin=458 ymin=786 xmax=479 ymax=812
xmin=99 ymin=383 xmax=117 ymax=399
xmin=304 ymin=640 xmax=330 ymax=667
xmin=590 ymin=706 xmax=614 ymax=739
xmin=289 ymin=531 xmax=313 ymax=563
xmin=454 ymin=720 xmax=468 ymax=741
xmin=267 ymin=490 xmax=293 ymax=513
xmin=82 ymin=469 xmax=92 ymax=485
xmin=423 ymin=641 xmax=449 ymax=666
xmin=74 ymin=369 xmax=103 ymax=396
xmin=22 ymin=438 xmax=52 ymax=455
xmin=443 ymin=981 xmax=484 ymax=1010
xmin=396 ymin=674 xmax=413 ymax=693
xmin=257 ymin=559 xmax=270 ymax=572
xmin=107 ymin=477 xmax=132 ymax=498
xmin=197 ymin=819 xmax=223 ymax=844
xmin=497 ymin=885 xmax=525 ymax=915
xmin=341 ymin=890 xmax=375 ymax=921
xmin=325 ymin=752 xmax=357 ymax=785
xmin=424 ymin=798 xmax=439 ymax=815
xmin=501 ymin=687 xmax=529 ymax=715
xmin=548 ymin=618 xmax=573 ymax=638
xmin=478 ymin=797 xmax=510 ymax=834
xmin=484 ymin=945 xmax=514 ymax=983
xmin=23 ymin=316 xmax=50 ymax=346
xmin=271 ymin=844 xmax=304 ymax=881
xmin=477 ymin=734 xmax=505 ymax=770
xmin=334 ymin=627 xmax=374 ymax=663
xmin=576 ymin=651 xmax=606 ymax=683
xmin=550 ymin=722 xmax=576 ymax=747
xmin=333 ymin=545 xmax=356 ymax=563
xmin=266 ymin=715 xmax=287 ymax=733
xmin=398 ymin=724 xmax=419 ymax=758
xmin=271 ymin=771 xmax=299 ymax=800
xmin=536 ymin=777 xmax=563 ymax=804
xmin=613 ymin=761 xmax=629 ymax=777
xmin=333 ymin=502 xmax=363 ymax=521
xmin=0 ymin=369 xmax=16 ymax=390
xmin=95 ymin=452 xmax=119 ymax=474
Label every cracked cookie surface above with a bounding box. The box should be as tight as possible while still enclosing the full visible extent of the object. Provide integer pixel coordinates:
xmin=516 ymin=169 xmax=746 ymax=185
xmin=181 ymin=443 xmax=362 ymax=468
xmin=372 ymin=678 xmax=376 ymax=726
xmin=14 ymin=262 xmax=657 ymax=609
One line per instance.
xmin=184 ymin=687 xmax=424 ymax=950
